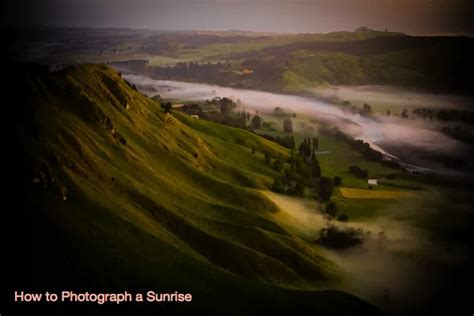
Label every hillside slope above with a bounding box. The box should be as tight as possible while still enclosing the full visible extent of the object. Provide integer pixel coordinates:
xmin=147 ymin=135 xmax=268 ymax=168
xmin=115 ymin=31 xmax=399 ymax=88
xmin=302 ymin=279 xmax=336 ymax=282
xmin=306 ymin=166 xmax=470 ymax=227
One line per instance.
xmin=10 ymin=64 xmax=382 ymax=314
xmin=115 ymin=34 xmax=473 ymax=95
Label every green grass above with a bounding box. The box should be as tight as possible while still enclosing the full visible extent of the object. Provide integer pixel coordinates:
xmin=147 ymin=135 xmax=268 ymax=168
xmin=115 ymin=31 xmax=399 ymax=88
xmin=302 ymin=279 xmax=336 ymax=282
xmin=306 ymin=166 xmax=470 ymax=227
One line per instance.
xmin=21 ymin=63 xmax=383 ymax=314
xmin=172 ymin=29 xmax=403 ymax=62
xmin=175 ymin=40 xmax=279 ymax=61
xmin=329 ymin=197 xmax=392 ymax=221
xmin=257 ymin=113 xmax=398 ymax=189
xmin=254 ymin=113 xmax=428 ymax=226
xmin=282 ymin=50 xmax=425 ymax=93
xmin=147 ymin=55 xmax=186 ymax=66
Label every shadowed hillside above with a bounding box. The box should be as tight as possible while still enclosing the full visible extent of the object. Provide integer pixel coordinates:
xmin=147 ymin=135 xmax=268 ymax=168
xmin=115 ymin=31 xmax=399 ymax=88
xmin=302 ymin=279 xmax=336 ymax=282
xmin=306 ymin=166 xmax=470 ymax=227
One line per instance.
xmin=8 ymin=63 xmax=383 ymax=315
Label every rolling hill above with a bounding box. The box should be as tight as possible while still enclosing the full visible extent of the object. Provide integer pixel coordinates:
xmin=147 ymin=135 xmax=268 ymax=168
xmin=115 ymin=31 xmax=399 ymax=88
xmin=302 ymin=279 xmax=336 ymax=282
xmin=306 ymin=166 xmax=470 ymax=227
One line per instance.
xmin=8 ymin=63 xmax=383 ymax=315
xmin=8 ymin=27 xmax=474 ymax=95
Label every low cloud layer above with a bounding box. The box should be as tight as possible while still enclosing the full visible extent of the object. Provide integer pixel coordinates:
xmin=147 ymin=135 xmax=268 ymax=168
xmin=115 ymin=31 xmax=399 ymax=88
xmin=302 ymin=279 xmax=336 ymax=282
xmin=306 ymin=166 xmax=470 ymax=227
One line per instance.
xmin=125 ymin=74 xmax=471 ymax=171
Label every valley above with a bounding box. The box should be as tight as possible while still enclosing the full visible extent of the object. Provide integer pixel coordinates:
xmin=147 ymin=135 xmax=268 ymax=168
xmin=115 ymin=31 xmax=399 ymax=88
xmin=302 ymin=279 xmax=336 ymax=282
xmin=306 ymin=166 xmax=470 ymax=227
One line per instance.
xmin=6 ymin=26 xmax=474 ymax=316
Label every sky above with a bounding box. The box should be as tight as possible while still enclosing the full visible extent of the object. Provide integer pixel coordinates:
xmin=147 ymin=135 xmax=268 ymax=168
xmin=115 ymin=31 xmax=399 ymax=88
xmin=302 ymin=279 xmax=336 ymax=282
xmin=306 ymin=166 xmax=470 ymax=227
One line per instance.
xmin=2 ymin=0 xmax=473 ymax=35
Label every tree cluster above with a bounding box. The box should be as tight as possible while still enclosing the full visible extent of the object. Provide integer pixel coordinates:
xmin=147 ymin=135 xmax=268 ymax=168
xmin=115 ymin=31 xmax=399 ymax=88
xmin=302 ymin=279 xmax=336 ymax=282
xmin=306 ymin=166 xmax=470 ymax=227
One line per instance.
xmin=349 ymin=165 xmax=369 ymax=179
xmin=317 ymin=225 xmax=364 ymax=249
xmin=161 ymin=102 xmax=172 ymax=113
xmin=259 ymin=134 xmax=295 ymax=149
xmin=437 ymin=109 xmax=474 ymax=125
xmin=267 ymin=139 xmax=331 ymax=201
xmin=283 ymin=118 xmax=293 ymax=133
xmin=298 ymin=137 xmax=319 ymax=158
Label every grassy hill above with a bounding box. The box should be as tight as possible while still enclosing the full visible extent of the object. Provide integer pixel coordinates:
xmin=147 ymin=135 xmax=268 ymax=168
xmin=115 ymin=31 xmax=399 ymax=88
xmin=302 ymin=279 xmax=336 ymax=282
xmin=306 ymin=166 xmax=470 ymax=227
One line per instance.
xmin=10 ymin=63 xmax=383 ymax=314
xmin=128 ymin=33 xmax=474 ymax=94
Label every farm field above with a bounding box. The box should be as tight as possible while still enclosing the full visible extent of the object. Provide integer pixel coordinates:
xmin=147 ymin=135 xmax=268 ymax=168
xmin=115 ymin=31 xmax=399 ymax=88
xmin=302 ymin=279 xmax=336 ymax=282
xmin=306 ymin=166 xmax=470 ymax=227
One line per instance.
xmin=338 ymin=187 xmax=416 ymax=199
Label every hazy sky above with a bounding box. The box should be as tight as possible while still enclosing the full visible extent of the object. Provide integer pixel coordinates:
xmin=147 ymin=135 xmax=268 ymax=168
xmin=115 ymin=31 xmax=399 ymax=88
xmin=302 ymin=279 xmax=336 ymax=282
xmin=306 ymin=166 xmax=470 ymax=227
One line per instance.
xmin=2 ymin=0 xmax=473 ymax=35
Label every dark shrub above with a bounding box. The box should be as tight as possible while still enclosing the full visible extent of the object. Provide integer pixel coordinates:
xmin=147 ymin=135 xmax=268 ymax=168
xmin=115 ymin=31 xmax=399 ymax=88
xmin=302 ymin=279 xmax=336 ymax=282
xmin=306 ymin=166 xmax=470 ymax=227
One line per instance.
xmin=317 ymin=225 xmax=364 ymax=249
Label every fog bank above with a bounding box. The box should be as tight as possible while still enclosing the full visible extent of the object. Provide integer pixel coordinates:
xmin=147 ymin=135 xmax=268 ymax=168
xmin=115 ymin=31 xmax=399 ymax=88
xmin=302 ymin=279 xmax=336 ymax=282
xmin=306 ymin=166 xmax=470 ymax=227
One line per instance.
xmin=311 ymin=85 xmax=473 ymax=111
xmin=125 ymin=74 xmax=471 ymax=171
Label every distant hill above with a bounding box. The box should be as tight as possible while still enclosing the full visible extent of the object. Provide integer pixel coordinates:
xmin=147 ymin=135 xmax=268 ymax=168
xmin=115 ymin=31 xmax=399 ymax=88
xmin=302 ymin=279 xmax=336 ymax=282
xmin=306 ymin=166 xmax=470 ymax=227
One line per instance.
xmin=210 ymin=35 xmax=474 ymax=93
xmin=7 ymin=26 xmax=472 ymax=93
xmin=8 ymin=63 xmax=383 ymax=314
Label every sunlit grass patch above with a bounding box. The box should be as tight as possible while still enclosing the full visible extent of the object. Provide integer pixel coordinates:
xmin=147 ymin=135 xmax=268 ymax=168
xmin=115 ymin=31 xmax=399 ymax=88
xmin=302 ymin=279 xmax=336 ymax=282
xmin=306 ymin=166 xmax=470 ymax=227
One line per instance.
xmin=339 ymin=187 xmax=416 ymax=199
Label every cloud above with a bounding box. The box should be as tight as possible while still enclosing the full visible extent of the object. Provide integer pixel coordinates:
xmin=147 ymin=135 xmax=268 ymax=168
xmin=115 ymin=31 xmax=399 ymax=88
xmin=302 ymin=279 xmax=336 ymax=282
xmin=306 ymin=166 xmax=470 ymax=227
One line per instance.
xmin=3 ymin=0 xmax=473 ymax=34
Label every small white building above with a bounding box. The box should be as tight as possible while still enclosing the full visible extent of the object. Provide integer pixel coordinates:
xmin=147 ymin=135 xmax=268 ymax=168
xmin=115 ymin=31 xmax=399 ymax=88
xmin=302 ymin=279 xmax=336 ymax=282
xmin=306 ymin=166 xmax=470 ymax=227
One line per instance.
xmin=190 ymin=115 xmax=199 ymax=119
xmin=368 ymin=179 xmax=378 ymax=185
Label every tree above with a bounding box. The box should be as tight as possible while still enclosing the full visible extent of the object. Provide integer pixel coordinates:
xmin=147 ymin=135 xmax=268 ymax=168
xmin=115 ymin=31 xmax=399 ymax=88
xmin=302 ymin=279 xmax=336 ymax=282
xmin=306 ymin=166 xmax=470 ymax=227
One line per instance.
xmin=319 ymin=176 xmax=335 ymax=201
xmin=334 ymin=176 xmax=342 ymax=186
xmin=272 ymin=154 xmax=285 ymax=172
xmin=219 ymin=97 xmax=236 ymax=117
xmin=297 ymin=163 xmax=311 ymax=179
xmin=271 ymin=177 xmax=286 ymax=193
xmin=283 ymin=118 xmax=293 ymax=133
xmin=310 ymin=151 xmax=321 ymax=178
xmin=325 ymin=202 xmax=338 ymax=217
xmin=251 ymin=115 xmax=262 ymax=129
xmin=298 ymin=142 xmax=305 ymax=157
xmin=401 ymin=108 xmax=409 ymax=119
xmin=317 ymin=225 xmax=364 ymax=249
xmin=238 ymin=111 xmax=248 ymax=127
xmin=284 ymin=168 xmax=297 ymax=182
xmin=349 ymin=165 xmax=368 ymax=179
xmin=312 ymin=137 xmax=319 ymax=150
xmin=294 ymin=183 xmax=305 ymax=197
xmin=361 ymin=103 xmax=372 ymax=116
xmin=298 ymin=137 xmax=311 ymax=158
xmin=337 ymin=213 xmax=349 ymax=222
xmin=274 ymin=107 xmax=285 ymax=116
xmin=288 ymin=136 xmax=295 ymax=149
xmin=161 ymin=102 xmax=172 ymax=113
